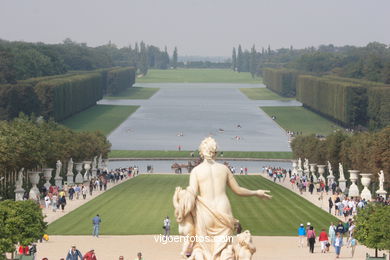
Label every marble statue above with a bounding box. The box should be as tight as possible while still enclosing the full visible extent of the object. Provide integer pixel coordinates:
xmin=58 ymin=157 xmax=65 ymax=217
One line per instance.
xmin=15 ymin=168 xmax=24 ymax=190
xmin=339 ymin=163 xmax=345 ymax=180
xmin=98 ymin=154 xmax=103 ymax=169
xmin=235 ymin=230 xmax=256 ymax=260
xmin=378 ymin=170 xmax=385 ymax=191
xmin=327 ymin=161 xmax=333 ymax=176
xmin=298 ymin=158 xmax=302 ymax=171
xmin=55 ymin=160 xmax=62 ymax=178
xmin=92 ymin=156 xmax=97 ymax=170
xmin=67 ymin=158 xmax=74 ymax=173
xmin=173 ymin=137 xmax=271 ymax=260
xmin=304 ymin=158 xmax=309 ymax=172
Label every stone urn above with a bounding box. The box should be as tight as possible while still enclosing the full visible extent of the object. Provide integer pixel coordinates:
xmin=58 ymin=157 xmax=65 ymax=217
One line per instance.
xmin=74 ymin=163 xmax=84 ymax=184
xmin=83 ymin=161 xmax=91 ymax=181
xmin=360 ymin=173 xmax=372 ymax=201
xmin=42 ymin=168 xmax=53 ymax=189
xmin=348 ymin=170 xmax=360 ymax=197
xmin=28 ymin=170 xmax=41 ymax=201
xmin=317 ymin=165 xmax=326 ymax=182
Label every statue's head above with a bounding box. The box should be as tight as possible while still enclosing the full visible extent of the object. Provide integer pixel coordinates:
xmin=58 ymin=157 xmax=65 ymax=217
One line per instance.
xmin=199 ymin=137 xmax=217 ymax=160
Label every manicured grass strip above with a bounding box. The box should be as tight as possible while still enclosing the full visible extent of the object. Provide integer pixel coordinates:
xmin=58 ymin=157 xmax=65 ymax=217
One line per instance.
xmin=61 ymin=105 xmax=139 ymax=135
xmin=261 ymin=106 xmax=343 ymax=136
xmin=137 ymin=69 xmax=262 ymax=84
xmin=47 ymin=175 xmax=338 ymax=236
xmin=108 ymin=150 xmax=293 ymax=159
xmin=104 ymin=87 xmax=159 ymax=100
xmin=240 ymin=88 xmax=295 ymax=100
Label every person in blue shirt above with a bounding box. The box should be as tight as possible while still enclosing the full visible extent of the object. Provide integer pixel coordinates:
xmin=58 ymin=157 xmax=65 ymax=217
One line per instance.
xmin=298 ymin=223 xmax=306 ymax=247
xmin=66 ymin=246 xmax=82 ymax=260
xmin=92 ymin=214 xmax=101 ymax=237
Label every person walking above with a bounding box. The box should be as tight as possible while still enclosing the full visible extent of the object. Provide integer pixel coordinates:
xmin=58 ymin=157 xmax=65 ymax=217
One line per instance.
xmin=83 ymin=249 xmax=97 ymax=260
xmin=334 ymin=232 xmax=343 ymax=258
xmin=328 ymin=197 xmax=333 ymax=214
xmin=163 ymin=216 xmax=170 ymax=239
xmin=44 ymin=194 xmax=51 ymax=209
xmin=52 ymin=194 xmax=58 ymax=212
xmin=349 ymin=235 xmax=357 ymax=257
xmin=318 ymin=228 xmax=329 ymax=253
xmin=92 ymin=214 xmax=101 ymax=237
xmin=82 ymin=185 xmax=87 ymax=199
xmin=66 ymin=246 xmax=83 ymax=260
xmin=307 ymin=226 xmax=316 ymax=253
xmin=329 ymin=222 xmax=336 ymax=246
xmin=60 ymin=195 xmax=67 ymax=212
xmin=298 ymin=224 xmax=306 ymax=247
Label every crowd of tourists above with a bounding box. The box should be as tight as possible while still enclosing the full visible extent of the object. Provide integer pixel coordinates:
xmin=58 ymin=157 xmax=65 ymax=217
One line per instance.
xmin=297 ymin=220 xmax=357 ymax=258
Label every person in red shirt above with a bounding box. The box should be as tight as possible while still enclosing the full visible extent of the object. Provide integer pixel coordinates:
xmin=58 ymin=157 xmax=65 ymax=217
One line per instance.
xmin=319 ymin=228 xmax=329 ymax=253
xmin=83 ymin=249 xmax=97 ymax=260
xmin=18 ymin=245 xmax=29 ymax=255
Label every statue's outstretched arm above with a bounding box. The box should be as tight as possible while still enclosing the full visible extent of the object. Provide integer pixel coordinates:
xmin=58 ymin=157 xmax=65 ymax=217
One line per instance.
xmin=227 ymin=172 xmax=271 ymax=199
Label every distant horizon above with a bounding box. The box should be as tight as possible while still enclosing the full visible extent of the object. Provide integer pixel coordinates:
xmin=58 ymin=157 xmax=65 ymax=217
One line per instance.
xmin=1 ymin=37 xmax=388 ymax=61
xmin=1 ymin=0 xmax=389 ymax=56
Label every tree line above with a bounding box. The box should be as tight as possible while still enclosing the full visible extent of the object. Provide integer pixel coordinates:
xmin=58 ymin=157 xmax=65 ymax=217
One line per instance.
xmin=291 ymin=127 xmax=390 ymax=191
xmin=0 ymin=38 xmax=178 ymax=84
xmin=0 ymin=114 xmax=111 ymax=200
xmin=231 ymin=42 xmax=390 ymax=84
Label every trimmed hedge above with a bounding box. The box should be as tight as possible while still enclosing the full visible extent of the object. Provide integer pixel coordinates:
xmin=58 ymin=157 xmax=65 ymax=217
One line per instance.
xmin=106 ymin=67 xmax=136 ymax=95
xmin=35 ymin=73 xmax=104 ymax=121
xmin=368 ymin=87 xmax=390 ymax=129
xmin=263 ymin=68 xmax=299 ymax=97
xmin=0 ymin=67 xmax=136 ymax=121
xmin=0 ymin=83 xmax=40 ymax=120
xmin=296 ymin=75 xmax=390 ymax=128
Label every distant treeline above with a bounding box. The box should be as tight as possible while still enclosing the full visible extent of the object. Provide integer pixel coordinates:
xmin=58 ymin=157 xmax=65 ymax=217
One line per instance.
xmin=291 ymin=127 xmax=390 ymax=190
xmin=0 ymin=38 xmax=176 ymax=84
xmin=177 ymin=61 xmax=231 ymax=69
xmin=232 ymin=42 xmax=390 ymax=84
xmin=0 ymin=67 xmax=135 ymax=121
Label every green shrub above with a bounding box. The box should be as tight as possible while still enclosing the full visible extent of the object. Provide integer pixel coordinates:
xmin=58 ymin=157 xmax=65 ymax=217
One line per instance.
xmin=106 ymin=67 xmax=136 ymax=95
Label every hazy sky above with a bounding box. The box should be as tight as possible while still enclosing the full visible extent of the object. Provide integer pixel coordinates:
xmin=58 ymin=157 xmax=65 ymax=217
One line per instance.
xmin=0 ymin=0 xmax=389 ymax=56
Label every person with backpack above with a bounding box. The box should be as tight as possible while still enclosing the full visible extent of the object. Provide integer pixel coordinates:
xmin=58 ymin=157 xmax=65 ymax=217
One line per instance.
xmin=83 ymin=249 xmax=97 ymax=260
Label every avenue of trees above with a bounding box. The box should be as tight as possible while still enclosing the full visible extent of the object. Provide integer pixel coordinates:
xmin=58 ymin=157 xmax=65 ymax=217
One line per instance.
xmin=233 ymin=42 xmax=390 ymax=84
xmin=0 ymin=114 xmax=111 ymax=200
xmin=291 ymin=127 xmax=390 ymax=189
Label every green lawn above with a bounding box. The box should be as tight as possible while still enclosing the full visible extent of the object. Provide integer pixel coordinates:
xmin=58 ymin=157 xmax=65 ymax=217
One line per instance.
xmin=240 ymin=88 xmax=295 ymax=100
xmin=47 ymin=175 xmax=338 ymax=236
xmin=104 ymin=87 xmax=159 ymax=100
xmin=261 ymin=106 xmax=342 ymax=136
xmin=109 ymin=150 xmax=292 ymax=159
xmin=61 ymin=105 xmax=139 ymax=135
xmin=137 ymin=69 xmax=261 ymax=83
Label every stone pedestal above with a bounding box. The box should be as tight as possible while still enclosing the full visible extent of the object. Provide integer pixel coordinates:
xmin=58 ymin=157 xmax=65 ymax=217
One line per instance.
xmin=292 ymin=160 xmax=298 ymax=176
xmin=91 ymin=168 xmax=97 ymax=179
xmin=28 ymin=171 xmax=40 ymax=201
xmin=75 ymin=163 xmax=84 ymax=184
xmin=67 ymin=167 xmax=74 ymax=185
xmin=303 ymin=169 xmax=310 ymax=178
xmin=348 ymin=170 xmax=360 ymax=197
xmin=297 ymin=169 xmax=303 ymax=177
xmin=360 ymin=173 xmax=372 ymax=201
xmin=42 ymin=168 xmax=53 ymax=189
xmin=15 ymin=187 xmax=25 ymax=201
xmin=376 ymin=190 xmax=387 ymax=199
xmin=338 ymin=179 xmax=347 ymax=193
xmin=55 ymin=176 xmax=63 ymax=188
xmin=327 ymin=175 xmax=335 ymax=186
xmin=103 ymin=159 xmax=109 ymax=170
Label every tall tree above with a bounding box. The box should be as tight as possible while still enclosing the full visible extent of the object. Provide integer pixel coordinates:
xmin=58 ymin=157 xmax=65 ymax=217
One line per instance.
xmin=172 ymin=47 xmax=178 ymax=69
xmin=139 ymin=41 xmax=148 ymax=75
xmin=232 ymin=47 xmax=237 ymax=71
xmin=237 ymin=45 xmax=243 ymax=73
xmin=249 ymin=45 xmax=257 ymax=78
